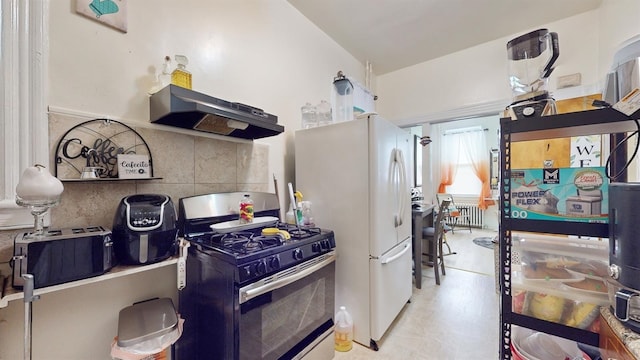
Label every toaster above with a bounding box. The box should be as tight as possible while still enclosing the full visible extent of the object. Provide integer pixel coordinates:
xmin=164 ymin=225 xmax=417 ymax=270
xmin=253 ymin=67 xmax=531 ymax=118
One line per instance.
xmin=12 ymin=226 xmax=114 ymax=289
xmin=112 ymin=194 xmax=178 ymax=265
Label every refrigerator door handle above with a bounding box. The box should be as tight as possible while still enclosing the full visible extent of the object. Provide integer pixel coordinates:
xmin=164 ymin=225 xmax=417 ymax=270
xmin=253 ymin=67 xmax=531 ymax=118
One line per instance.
xmin=396 ymin=149 xmax=408 ymax=226
xmin=381 ymin=242 xmax=411 ymax=264
xmin=392 ymin=148 xmax=402 ymax=227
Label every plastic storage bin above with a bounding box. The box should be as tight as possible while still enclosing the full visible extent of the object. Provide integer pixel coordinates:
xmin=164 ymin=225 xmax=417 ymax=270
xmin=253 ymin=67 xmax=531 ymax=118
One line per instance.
xmin=511 ymin=232 xmax=609 ymax=331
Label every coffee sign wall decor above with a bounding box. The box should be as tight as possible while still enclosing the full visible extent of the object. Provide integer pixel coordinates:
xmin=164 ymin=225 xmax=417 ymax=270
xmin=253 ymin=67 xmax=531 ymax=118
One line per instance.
xmin=117 ymin=154 xmax=151 ymax=179
xmin=54 ymin=119 xmax=156 ymax=180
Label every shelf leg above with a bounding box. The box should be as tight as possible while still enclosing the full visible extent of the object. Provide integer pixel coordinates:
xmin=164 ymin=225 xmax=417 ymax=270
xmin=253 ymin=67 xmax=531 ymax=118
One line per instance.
xmin=22 ymin=274 xmax=40 ymax=360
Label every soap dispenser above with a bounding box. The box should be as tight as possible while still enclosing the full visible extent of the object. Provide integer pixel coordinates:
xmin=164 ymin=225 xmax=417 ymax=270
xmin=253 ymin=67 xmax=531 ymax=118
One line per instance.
xmin=171 ymin=55 xmax=192 ymax=89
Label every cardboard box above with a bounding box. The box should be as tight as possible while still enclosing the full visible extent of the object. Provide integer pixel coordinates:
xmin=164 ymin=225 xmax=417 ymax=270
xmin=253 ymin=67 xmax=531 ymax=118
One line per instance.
xmin=510 ymin=167 xmax=608 ymax=223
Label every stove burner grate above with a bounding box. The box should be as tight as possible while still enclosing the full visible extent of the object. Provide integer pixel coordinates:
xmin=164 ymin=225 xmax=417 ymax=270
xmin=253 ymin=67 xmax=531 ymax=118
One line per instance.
xmin=214 ymin=232 xmax=285 ymax=255
xmin=276 ymin=223 xmax=321 ymax=238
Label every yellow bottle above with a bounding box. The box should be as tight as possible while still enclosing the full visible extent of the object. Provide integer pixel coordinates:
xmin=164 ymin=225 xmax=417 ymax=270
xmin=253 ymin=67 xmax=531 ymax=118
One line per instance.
xmin=171 ymin=55 xmax=192 ymax=89
xmin=334 ymin=306 xmax=353 ymax=352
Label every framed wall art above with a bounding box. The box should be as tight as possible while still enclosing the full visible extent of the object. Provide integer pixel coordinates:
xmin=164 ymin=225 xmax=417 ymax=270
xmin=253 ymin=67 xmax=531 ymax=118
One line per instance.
xmin=76 ymin=0 xmax=128 ymax=33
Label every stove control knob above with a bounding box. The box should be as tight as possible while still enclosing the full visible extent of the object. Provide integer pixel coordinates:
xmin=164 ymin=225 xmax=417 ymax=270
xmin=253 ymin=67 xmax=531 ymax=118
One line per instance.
xmin=322 ymin=240 xmax=331 ymax=249
xmin=293 ymin=248 xmax=304 ymax=260
xmin=269 ymin=256 xmax=280 ymax=270
xmin=312 ymin=242 xmax=321 ymax=253
xmin=242 ymin=266 xmax=251 ymax=278
xmin=255 ymin=260 xmax=267 ymax=276
xmin=609 ymin=264 xmax=621 ymax=280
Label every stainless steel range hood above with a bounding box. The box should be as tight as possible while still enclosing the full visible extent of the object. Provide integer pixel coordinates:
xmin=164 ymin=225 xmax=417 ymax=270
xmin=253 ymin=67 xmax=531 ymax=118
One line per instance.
xmin=149 ymin=85 xmax=284 ymax=140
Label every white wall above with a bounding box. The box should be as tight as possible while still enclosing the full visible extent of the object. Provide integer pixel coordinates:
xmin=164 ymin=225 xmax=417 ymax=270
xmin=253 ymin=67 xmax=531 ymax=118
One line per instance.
xmin=596 ymin=0 xmax=640 ymax=79
xmin=378 ymin=1 xmax=640 ymax=126
xmin=377 ymin=10 xmax=601 ymax=126
xmin=48 ymin=0 xmax=368 ymax=203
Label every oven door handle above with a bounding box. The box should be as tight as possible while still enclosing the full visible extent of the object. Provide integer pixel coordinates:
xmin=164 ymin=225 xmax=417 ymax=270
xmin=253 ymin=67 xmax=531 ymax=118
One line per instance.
xmin=239 ymin=251 xmax=336 ymax=304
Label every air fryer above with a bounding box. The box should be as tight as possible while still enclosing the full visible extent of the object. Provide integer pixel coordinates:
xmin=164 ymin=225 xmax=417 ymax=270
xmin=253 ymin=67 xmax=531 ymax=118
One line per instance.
xmin=112 ymin=194 xmax=178 ymax=265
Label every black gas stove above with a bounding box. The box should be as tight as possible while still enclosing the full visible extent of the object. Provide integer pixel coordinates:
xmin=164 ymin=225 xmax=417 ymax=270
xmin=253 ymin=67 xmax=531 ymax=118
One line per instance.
xmin=185 ymin=221 xmax=335 ymax=283
xmin=176 ymin=191 xmax=337 ymax=360
xmin=177 ymin=191 xmax=335 ymax=284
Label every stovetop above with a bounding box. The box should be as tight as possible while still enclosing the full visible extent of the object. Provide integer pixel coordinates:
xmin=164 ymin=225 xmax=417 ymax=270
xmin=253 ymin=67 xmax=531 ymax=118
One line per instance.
xmin=185 ymin=221 xmax=335 ymax=283
xmin=177 ymin=192 xmax=335 ymax=283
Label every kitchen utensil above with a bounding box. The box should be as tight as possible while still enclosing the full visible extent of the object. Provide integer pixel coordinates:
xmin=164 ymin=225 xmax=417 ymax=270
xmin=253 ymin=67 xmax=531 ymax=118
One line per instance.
xmin=609 ymin=183 xmax=640 ymax=331
xmin=273 ymin=173 xmax=280 ymax=220
xmin=505 ymin=29 xmax=559 ymax=119
xmin=288 ymin=182 xmax=301 ymax=227
xmin=331 ymin=71 xmax=354 ymax=122
xmin=210 ymin=216 xmax=279 ymax=233
xmin=112 ymin=194 xmax=178 ymax=265
xmin=520 ymin=332 xmax=571 ymax=360
xmin=81 ymin=166 xmax=103 ymax=179
xmin=12 ymin=226 xmax=114 ymax=289
xmin=301 ymin=102 xmax=318 ymax=129
xmin=175 ymin=191 xmax=336 ymax=360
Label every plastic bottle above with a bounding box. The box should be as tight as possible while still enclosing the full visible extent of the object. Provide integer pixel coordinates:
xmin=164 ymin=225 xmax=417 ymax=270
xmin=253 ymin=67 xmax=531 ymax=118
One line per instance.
xmin=301 ymin=102 xmax=318 ymax=129
xmin=239 ymin=194 xmax=254 ymax=224
xmin=335 ymin=306 xmax=353 ymax=352
xmin=331 ymin=71 xmax=354 ymax=123
xmin=160 ymin=55 xmax=172 ymax=88
xmin=171 ymin=55 xmax=192 ymax=89
xmin=285 ymin=203 xmax=296 ymax=225
xmin=148 ymin=56 xmax=173 ymax=94
xmin=294 ymin=191 xmax=304 ymax=225
xmin=301 ymin=201 xmax=314 ymax=226
xmin=316 ymin=100 xmax=333 ymax=126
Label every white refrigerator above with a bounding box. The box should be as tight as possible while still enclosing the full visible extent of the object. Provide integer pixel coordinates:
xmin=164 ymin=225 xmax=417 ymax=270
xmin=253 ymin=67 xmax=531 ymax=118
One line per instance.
xmin=295 ymin=114 xmax=412 ymax=350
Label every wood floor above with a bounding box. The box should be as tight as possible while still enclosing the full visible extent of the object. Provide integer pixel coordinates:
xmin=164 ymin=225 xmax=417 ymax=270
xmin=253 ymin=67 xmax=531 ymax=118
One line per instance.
xmin=333 ymin=228 xmax=500 ymax=359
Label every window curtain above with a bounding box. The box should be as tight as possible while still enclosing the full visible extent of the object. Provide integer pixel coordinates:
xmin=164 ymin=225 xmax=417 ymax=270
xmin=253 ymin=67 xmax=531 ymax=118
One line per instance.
xmin=461 ymin=130 xmax=492 ymax=209
xmin=437 ymin=132 xmax=461 ymax=194
xmin=437 ymin=129 xmax=493 ymax=209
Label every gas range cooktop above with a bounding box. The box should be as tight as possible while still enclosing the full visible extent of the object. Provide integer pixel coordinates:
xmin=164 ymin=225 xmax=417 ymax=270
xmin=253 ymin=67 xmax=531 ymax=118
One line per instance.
xmin=190 ymin=222 xmax=324 ymax=254
xmin=186 ymin=222 xmax=335 ymax=284
xmin=177 ymin=191 xmax=335 ymax=284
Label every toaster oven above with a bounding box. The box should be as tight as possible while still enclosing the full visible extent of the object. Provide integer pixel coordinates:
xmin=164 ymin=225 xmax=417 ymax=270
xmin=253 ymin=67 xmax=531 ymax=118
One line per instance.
xmin=12 ymin=226 xmax=114 ymax=289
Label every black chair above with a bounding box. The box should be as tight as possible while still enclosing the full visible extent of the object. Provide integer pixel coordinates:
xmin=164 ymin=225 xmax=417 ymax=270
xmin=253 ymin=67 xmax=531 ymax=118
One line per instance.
xmin=422 ymin=199 xmax=451 ymax=285
xmin=436 ymin=193 xmax=472 ymax=234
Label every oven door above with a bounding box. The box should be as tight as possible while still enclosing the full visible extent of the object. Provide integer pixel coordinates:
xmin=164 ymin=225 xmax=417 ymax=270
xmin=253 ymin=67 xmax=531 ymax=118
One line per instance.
xmin=238 ymin=251 xmax=336 ymax=360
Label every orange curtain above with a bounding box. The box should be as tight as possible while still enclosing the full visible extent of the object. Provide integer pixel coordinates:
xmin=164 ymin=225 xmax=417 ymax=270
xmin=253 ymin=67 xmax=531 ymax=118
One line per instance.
xmin=463 ymin=131 xmax=492 ymax=210
xmin=469 ymin=159 xmax=494 ymax=210
xmin=442 ymin=128 xmax=493 ymax=210
xmin=437 ymin=132 xmax=460 ymax=194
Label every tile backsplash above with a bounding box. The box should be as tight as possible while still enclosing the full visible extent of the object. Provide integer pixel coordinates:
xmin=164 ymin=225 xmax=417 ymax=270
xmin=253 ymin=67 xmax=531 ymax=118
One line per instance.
xmin=0 ymin=112 xmax=269 ymax=270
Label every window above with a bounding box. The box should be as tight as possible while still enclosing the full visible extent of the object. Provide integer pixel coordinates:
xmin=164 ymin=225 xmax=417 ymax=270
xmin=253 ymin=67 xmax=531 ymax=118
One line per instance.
xmin=437 ymin=123 xmax=493 ymax=205
xmin=0 ymin=0 xmax=49 ymax=229
xmin=446 ymin=146 xmax=482 ymax=195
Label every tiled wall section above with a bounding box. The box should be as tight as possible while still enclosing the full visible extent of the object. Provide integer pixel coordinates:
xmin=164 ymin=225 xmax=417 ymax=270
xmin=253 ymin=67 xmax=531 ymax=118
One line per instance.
xmin=0 ymin=113 xmax=269 ymax=273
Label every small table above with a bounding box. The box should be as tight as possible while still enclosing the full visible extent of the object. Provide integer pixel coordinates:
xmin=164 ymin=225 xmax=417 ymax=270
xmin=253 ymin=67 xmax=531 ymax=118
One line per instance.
xmin=412 ymin=204 xmax=435 ymax=289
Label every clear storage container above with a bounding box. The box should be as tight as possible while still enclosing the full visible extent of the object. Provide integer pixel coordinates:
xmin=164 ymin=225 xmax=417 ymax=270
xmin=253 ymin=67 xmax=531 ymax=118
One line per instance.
xmin=511 ymin=232 xmax=609 ymax=331
xmin=301 ymin=102 xmax=317 ymax=129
